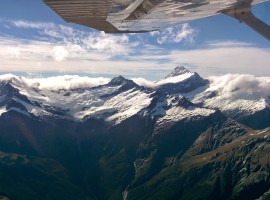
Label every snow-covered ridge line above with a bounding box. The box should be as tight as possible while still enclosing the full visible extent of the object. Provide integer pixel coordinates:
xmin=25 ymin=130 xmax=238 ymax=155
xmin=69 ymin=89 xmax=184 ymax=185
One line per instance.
xmin=156 ymin=72 xmax=194 ymax=85
xmin=0 ymin=74 xmax=155 ymax=125
xmin=132 ymin=66 xmax=195 ymax=88
xmin=131 ymin=72 xmax=195 ymax=89
xmin=1 ymin=67 xmax=270 ymax=127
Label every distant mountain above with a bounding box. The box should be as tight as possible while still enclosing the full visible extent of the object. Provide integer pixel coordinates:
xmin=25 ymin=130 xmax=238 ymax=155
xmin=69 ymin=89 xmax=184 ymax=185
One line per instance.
xmin=1 ymin=67 xmax=268 ymax=129
xmin=155 ymin=66 xmax=209 ymax=95
xmin=0 ymin=68 xmax=269 ymax=200
xmin=164 ymin=66 xmax=191 ymax=78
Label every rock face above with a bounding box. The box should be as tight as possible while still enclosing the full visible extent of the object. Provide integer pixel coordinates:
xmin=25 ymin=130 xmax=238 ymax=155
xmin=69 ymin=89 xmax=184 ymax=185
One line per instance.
xmin=0 ymin=68 xmax=269 ymax=200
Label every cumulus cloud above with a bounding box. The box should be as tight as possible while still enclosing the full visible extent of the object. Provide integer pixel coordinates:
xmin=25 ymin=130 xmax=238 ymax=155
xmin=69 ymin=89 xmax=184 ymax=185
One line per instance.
xmin=150 ymin=23 xmax=196 ymax=44
xmin=85 ymin=32 xmax=131 ymax=54
xmin=52 ymin=46 xmax=69 ymax=61
xmin=208 ymin=74 xmax=270 ymax=99
xmin=1 ymin=19 xmax=133 ymax=56
xmin=0 ymin=19 xmax=172 ymax=76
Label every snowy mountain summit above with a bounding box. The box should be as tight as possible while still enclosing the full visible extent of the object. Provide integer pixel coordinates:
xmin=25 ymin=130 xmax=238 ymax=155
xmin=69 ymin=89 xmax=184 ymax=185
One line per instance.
xmin=156 ymin=66 xmax=209 ymax=95
xmin=164 ymin=66 xmax=191 ymax=78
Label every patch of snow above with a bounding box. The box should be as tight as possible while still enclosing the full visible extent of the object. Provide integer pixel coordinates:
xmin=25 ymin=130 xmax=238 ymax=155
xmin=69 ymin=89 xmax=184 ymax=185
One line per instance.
xmin=7 ymin=107 xmax=31 ymax=117
xmin=133 ymin=72 xmax=194 ymax=88
xmin=148 ymin=95 xmax=215 ymax=133
xmin=0 ymin=107 xmax=7 ymax=116
xmin=157 ymin=106 xmax=214 ymax=125
xmin=156 ymin=72 xmax=194 ymax=85
xmin=14 ymin=97 xmax=50 ymax=117
xmin=103 ymin=89 xmax=153 ymax=124
xmin=73 ymin=88 xmax=153 ymax=124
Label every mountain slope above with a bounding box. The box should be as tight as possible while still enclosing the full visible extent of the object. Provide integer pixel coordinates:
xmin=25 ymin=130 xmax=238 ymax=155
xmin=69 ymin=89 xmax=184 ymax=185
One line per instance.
xmin=0 ymin=68 xmax=269 ymax=199
xmin=0 ymin=151 xmax=90 ymax=200
xmin=127 ymin=120 xmax=270 ymax=200
xmin=0 ymin=75 xmax=154 ymax=125
xmin=1 ymin=68 xmax=269 ymax=129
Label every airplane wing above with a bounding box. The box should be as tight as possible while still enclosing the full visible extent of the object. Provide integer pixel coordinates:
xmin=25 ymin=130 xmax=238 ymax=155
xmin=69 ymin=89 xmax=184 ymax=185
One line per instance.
xmin=43 ymin=0 xmax=270 ymax=40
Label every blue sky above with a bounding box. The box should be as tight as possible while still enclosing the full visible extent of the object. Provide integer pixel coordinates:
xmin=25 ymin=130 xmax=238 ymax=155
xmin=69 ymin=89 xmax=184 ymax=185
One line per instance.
xmin=0 ymin=0 xmax=270 ymax=80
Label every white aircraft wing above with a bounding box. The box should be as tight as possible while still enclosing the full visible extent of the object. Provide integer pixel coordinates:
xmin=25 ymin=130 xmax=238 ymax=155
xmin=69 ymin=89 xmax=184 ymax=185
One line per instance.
xmin=43 ymin=0 xmax=270 ymax=40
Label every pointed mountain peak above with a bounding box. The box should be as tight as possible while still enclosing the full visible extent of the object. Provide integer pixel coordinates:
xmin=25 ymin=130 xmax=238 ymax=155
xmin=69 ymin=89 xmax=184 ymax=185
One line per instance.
xmin=109 ymin=75 xmax=129 ymax=85
xmin=108 ymin=75 xmax=137 ymax=88
xmin=0 ymin=80 xmax=18 ymax=94
xmin=165 ymin=66 xmax=191 ymax=79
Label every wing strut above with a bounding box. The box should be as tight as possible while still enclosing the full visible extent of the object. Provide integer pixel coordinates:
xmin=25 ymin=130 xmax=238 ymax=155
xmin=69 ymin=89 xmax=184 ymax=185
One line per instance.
xmin=223 ymin=6 xmax=270 ymax=41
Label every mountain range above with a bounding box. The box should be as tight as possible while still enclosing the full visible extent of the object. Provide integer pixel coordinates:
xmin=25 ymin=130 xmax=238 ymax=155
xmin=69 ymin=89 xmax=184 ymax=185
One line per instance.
xmin=0 ymin=66 xmax=269 ymax=200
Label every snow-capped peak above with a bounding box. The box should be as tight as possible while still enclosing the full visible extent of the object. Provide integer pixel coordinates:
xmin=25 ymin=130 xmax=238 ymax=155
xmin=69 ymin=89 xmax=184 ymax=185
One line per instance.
xmin=165 ymin=66 xmax=191 ymax=79
xmin=156 ymin=66 xmax=194 ymax=86
xmin=108 ymin=75 xmax=134 ymax=86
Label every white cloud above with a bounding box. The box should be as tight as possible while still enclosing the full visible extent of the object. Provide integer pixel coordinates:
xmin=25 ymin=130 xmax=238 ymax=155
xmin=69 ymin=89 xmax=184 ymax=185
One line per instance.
xmin=85 ymin=32 xmax=131 ymax=54
xmin=52 ymin=46 xmax=69 ymax=61
xmin=0 ymin=74 xmax=111 ymax=90
xmin=1 ymin=19 xmax=133 ymax=55
xmin=10 ymin=19 xmax=55 ymax=29
xmin=27 ymin=76 xmax=111 ymax=90
xmin=0 ymin=18 xmax=270 ymax=79
xmin=1 ymin=36 xmax=269 ymax=78
xmin=0 ymin=19 xmax=198 ymax=77
xmin=151 ymin=23 xmax=196 ymax=44
xmin=206 ymin=40 xmax=253 ymax=47
xmin=0 ymin=19 xmax=170 ymax=76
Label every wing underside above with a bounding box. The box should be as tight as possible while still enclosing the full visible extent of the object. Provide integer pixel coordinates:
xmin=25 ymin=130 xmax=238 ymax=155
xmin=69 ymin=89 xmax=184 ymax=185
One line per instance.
xmin=42 ymin=0 xmax=244 ymax=32
xmin=43 ymin=0 xmax=270 ymax=40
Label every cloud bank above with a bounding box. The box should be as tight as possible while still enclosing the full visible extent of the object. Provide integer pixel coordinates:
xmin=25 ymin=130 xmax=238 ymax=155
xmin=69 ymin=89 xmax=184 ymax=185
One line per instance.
xmin=208 ymin=74 xmax=270 ymax=100
xmin=0 ymin=74 xmax=111 ymax=91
